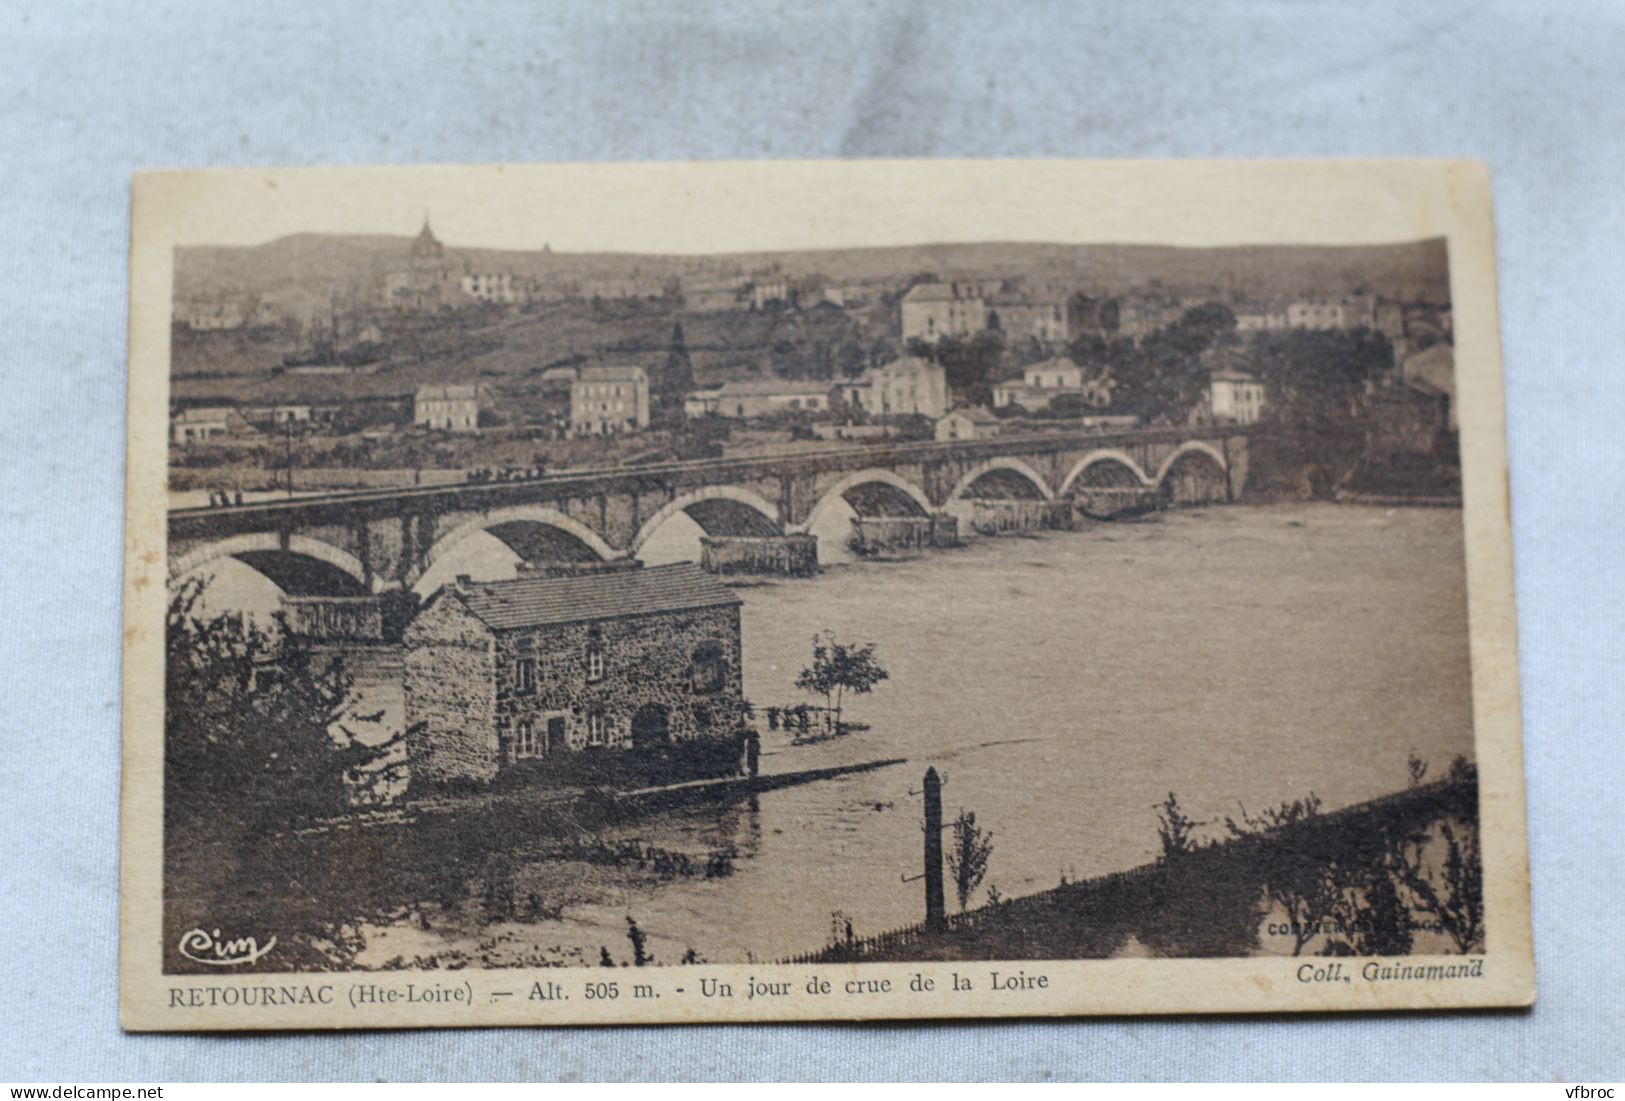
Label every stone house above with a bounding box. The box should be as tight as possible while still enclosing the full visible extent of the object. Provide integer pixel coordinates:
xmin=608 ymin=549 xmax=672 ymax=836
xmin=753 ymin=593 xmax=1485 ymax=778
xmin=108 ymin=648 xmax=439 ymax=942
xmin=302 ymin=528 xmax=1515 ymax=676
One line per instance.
xmin=403 ymin=563 xmax=746 ymax=787
xmin=836 ymin=357 xmax=949 ymax=419
xmin=991 ymin=358 xmax=1114 ymax=413
xmin=710 ymin=378 xmax=832 ymax=419
xmin=1197 ymin=370 xmax=1267 ymax=426
xmin=570 ymin=365 xmax=651 ymax=435
xmin=900 ymin=281 xmax=991 ymax=344
xmin=934 ymin=407 xmax=1000 ymax=441
xmin=170 ymin=405 xmax=247 ymax=444
xmin=414 ymin=384 xmax=481 ymax=431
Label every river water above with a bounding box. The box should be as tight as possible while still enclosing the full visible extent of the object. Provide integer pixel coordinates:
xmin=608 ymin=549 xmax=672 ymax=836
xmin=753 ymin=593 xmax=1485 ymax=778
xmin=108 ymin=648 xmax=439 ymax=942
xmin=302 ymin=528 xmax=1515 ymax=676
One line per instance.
xmin=350 ymin=502 xmax=1474 ymax=967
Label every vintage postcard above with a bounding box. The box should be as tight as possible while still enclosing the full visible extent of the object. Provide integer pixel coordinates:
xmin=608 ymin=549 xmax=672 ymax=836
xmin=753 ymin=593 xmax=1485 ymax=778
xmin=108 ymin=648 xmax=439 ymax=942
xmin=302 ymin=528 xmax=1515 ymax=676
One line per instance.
xmin=121 ymin=159 xmax=1532 ymax=1030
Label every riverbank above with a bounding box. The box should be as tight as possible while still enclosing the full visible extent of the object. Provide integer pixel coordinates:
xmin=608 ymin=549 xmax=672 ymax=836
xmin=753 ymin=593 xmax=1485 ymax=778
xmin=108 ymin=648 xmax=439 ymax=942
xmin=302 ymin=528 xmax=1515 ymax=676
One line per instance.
xmin=785 ymin=775 xmax=1480 ymax=963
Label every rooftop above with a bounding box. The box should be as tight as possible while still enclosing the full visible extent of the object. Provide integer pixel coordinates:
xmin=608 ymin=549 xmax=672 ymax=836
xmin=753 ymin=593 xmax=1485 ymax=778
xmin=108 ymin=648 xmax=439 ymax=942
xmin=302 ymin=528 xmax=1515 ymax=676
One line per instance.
xmin=578 ymin=365 xmax=648 ymax=383
xmin=447 ymin=562 xmax=741 ymax=632
xmin=902 ymin=282 xmax=980 ymax=303
xmin=716 ymin=378 xmax=831 ymax=397
xmin=172 ymin=406 xmax=235 ymax=422
xmin=416 ymin=384 xmax=479 ymax=400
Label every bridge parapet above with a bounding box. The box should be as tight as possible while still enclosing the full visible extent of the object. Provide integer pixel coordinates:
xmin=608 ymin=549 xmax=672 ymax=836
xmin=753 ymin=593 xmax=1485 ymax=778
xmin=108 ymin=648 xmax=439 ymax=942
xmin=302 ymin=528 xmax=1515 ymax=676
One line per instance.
xmin=166 ymin=425 xmax=1258 ymax=587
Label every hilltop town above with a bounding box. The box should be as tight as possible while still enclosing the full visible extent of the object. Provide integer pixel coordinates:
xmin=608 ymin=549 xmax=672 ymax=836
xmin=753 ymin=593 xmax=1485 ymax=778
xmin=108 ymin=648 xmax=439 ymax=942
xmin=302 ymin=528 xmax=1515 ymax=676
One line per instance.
xmin=169 ymin=221 xmax=1457 ymax=505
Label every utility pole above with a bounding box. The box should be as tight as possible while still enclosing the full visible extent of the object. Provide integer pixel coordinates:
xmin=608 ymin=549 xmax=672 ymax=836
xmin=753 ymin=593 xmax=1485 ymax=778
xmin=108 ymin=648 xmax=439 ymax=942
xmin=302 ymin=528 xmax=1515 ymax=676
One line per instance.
xmin=923 ymin=766 xmax=945 ymax=930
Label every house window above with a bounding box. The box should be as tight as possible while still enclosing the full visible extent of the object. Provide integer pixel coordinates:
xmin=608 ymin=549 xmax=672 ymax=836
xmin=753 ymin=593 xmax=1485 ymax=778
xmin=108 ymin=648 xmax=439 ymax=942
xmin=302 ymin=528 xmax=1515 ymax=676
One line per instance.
xmin=515 ymin=720 xmax=539 ymax=759
xmin=691 ymin=640 xmax=725 ymax=694
xmin=586 ymin=711 xmax=607 ymax=746
xmin=515 ymin=658 xmax=536 ymax=694
xmin=586 ymin=641 xmax=604 ymax=682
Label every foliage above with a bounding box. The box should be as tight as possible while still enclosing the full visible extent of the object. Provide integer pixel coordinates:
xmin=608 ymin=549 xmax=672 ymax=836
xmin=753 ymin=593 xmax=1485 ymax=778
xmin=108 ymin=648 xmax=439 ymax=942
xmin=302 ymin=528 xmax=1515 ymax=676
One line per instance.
xmin=658 ymin=320 xmax=694 ymax=410
xmin=946 ymin=810 xmax=995 ymax=912
xmin=1111 ymin=306 xmax=1238 ymax=421
xmin=922 ymin=330 xmax=1007 ymax=406
xmin=1155 ymin=792 xmax=1201 ymax=860
xmin=626 ymin=915 xmax=653 ymax=966
xmin=1224 ymin=793 xmax=1329 ymax=956
xmin=1248 ymin=326 xmax=1393 ymax=475
xmin=794 ymin=630 xmax=889 ymax=735
xmin=165 ymin=577 xmax=409 ymax=839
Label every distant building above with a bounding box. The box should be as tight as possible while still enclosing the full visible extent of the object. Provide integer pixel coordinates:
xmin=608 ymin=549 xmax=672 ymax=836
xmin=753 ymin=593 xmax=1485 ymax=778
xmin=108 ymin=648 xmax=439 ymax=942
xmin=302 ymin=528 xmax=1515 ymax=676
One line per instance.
xmin=403 ymin=563 xmax=746 ymax=786
xmin=709 ymin=379 xmax=832 ymax=419
xmin=460 ymin=272 xmax=519 ymax=304
xmin=1236 ymin=304 xmax=1290 ymax=332
xmin=822 ymin=284 xmax=868 ymax=309
xmin=1344 ymin=292 xmax=1378 ymax=330
xmin=170 ymin=406 xmax=245 ymax=444
xmin=837 ymin=357 xmax=949 ymax=419
xmin=174 ymin=296 xmax=260 ymax=331
xmin=988 ymin=292 xmax=1069 ymax=343
xmin=1286 ymin=300 xmax=1347 ymax=329
xmin=751 ymin=280 xmax=789 ymax=310
xmin=991 ymin=358 xmax=1113 ymax=412
xmin=683 ymin=387 xmax=724 ymax=418
xmin=1374 ymin=302 xmax=1407 ymax=341
xmin=900 ymin=282 xmax=990 ymax=344
xmin=386 ymin=219 xmax=458 ymax=311
xmin=1401 ymin=342 xmax=1456 ymax=431
xmin=537 ymin=365 xmax=580 ymax=389
xmin=242 ymin=404 xmax=313 ymax=427
xmin=1115 ymin=295 xmax=1192 ymax=338
xmin=414 ymin=384 xmax=481 ymax=432
xmin=1365 ymin=379 xmax=1451 ymax=461
xmin=1200 ymin=370 xmax=1267 ymax=425
xmin=934 ymin=407 xmax=1000 ymax=442
xmin=571 ymin=366 xmax=650 ymax=435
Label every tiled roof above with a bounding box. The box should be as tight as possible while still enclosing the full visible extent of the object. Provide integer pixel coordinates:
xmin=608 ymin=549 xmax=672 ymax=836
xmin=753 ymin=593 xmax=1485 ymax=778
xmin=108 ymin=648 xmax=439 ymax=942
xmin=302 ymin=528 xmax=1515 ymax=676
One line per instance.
xmin=450 ymin=562 xmax=741 ymax=632
xmin=416 ymin=384 xmax=478 ymax=400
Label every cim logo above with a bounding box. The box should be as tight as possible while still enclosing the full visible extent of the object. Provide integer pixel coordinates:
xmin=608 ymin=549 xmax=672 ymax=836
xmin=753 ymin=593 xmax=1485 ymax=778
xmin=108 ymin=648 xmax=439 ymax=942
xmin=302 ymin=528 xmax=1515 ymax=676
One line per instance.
xmin=178 ymin=927 xmax=277 ymax=967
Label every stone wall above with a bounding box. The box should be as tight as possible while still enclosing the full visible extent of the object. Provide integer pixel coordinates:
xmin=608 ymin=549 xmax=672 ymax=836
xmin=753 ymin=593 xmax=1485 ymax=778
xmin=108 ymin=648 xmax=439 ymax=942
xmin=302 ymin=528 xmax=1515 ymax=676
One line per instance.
xmin=701 ymin=533 xmax=818 ymax=577
xmin=492 ymin=604 xmax=745 ymax=766
xmin=968 ymin=499 xmax=1076 ymax=535
xmin=850 ymin=512 xmax=960 ymax=554
xmin=402 ymin=596 xmax=498 ymax=786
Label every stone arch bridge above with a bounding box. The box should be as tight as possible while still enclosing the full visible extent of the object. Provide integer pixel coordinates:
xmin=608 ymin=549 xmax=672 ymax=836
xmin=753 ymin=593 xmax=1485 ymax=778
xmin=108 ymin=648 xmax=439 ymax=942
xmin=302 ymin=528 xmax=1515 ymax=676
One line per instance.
xmin=168 ymin=425 xmax=1254 ymax=602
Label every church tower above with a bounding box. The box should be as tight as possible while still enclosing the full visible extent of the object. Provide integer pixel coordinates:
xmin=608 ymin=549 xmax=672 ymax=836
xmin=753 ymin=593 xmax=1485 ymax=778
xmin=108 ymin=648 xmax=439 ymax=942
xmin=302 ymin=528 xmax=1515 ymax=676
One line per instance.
xmin=410 ymin=216 xmax=445 ymax=261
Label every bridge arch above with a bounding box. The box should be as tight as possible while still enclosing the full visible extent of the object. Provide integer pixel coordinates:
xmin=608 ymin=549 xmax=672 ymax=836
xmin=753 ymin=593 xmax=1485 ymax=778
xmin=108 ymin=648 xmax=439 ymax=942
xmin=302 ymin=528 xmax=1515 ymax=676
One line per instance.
xmin=802 ymin=469 xmax=933 ymax=529
xmin=413 ymin=506 xmax=618 ymax=595
xmin=800 ymin=469 xmax=934 ymax=566
xmin=1155 ymin=441 xmax=1231 ymax=506
xmin=945 ymin=457 xmax=1054 ymax=502
xmin=1153 ymin=440 xmax=1228 ymax=487
xmin=169 ymin=532 xmax=370 ymax=594
xmin=631 ymin=485 xmax=782 ymax=559
xmin=1057 ymin=449 xmax=1155 ymax=496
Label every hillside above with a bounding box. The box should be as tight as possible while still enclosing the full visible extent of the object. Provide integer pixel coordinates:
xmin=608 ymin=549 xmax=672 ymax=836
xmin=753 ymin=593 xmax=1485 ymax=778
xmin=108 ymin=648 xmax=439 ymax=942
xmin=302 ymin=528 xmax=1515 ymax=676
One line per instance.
xmin=176 ymin=234 xmax=1451 ymax=304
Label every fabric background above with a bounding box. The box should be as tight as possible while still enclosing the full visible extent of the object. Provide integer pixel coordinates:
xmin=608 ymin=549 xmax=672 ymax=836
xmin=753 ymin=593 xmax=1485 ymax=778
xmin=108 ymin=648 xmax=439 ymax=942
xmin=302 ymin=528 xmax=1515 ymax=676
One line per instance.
xmin=1 ymin=0 xmax=1620 ymax=1082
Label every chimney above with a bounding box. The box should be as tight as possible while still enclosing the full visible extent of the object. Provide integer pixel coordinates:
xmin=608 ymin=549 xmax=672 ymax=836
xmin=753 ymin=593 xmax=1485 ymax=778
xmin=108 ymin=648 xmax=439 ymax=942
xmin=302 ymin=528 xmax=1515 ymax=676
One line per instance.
xmin=454 ymin=574 xmax=473 ymax=590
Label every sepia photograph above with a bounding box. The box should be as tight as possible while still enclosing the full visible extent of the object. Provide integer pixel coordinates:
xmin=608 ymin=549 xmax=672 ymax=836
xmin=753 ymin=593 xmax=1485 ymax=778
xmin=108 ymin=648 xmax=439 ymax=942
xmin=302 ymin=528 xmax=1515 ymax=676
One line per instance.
xmin=120 ymin=160 xmax=1529 ymax=1028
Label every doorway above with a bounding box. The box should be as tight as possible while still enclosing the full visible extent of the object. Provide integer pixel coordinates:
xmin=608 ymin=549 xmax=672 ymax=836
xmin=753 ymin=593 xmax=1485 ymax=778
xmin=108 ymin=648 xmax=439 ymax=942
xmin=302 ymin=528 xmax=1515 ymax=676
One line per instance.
xmin=630 ymin=703 xmax=671 ymax=748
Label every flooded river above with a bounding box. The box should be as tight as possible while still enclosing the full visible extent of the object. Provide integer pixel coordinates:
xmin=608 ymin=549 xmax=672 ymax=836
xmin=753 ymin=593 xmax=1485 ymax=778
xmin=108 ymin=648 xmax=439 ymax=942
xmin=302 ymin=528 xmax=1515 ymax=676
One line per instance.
xmin=353 ymin=503 xmax=1474 ymax=967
